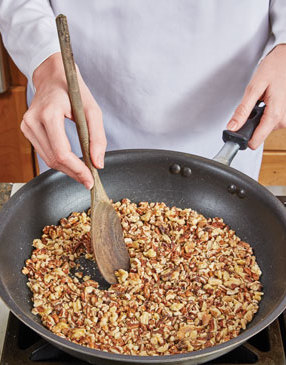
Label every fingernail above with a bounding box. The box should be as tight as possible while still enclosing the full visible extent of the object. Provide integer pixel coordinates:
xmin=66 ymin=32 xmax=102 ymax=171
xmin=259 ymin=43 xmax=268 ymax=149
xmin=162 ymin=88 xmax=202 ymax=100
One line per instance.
xmin=249 ymin=142 xmax=258 ymax=150
xmin=97 ymin=155 xmax=104 ymax=169
xmin=85 ymin=181 xmax=94 ymax=190
xmin=228 ymin=120 xmax=237 ymax=131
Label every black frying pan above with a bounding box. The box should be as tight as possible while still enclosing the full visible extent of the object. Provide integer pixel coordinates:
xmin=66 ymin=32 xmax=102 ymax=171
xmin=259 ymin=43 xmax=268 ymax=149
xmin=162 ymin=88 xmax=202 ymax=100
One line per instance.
xmin=0 ymin=103 xmax=286 ymax=365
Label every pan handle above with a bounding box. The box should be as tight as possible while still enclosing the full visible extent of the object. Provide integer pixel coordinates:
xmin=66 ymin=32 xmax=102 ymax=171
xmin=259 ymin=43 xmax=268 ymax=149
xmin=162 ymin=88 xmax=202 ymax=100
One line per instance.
xmin=222 ymin=101 xmax=265 ymax=150
xmin=213 ymin=101 xmax=265 ymax=166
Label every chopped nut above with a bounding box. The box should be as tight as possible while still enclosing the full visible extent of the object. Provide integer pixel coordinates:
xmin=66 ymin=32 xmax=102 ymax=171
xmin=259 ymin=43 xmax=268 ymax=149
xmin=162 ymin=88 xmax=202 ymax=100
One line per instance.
xmin=73 ymin=298 xmax=82 ymax=313
xmin=208 ymin=278 xmax=222 ymax=286
xmin=71 ymin=328 xmax=86 ymax=340
xmin=115 ymin=269 xmax=128 ymax=283
xmin=157 ymin=343 xmax=169 ymax=352
xmin=177 ymin=325 xmax=195 ymax=340
xmin=53 ymin=321 xmax=69 ymax=333
xmin=210 ymin=307 xmax=221 ymax=318
xmin=140 ymin=311 xmax=151 ymax=325
xmin=202 ymin=313 xmax=212 ymax=326
xmin=141 ymin=211 xmax=152 ymax=221
xmin=224 ymin=277 xmax=241 ymax=287
xmin=32 ymin=239 xmax=45 ymax=249
xmin=143 ymin=248 xmax=156 ymax=258
xmin=22 ymin=267 xmax=29 ymax=275
xmin=170 ymin=303 xmax=184 ymax=312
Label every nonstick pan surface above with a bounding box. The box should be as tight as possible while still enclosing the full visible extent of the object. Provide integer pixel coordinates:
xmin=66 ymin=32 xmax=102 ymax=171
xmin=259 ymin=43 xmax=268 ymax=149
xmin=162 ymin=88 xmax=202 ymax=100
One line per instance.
xmin=0 ymin=149 xmax=286 ymax=365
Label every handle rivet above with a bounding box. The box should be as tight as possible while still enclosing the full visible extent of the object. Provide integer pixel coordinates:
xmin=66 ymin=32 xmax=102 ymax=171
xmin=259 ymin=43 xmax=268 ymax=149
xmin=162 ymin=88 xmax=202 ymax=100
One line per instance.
xmin=238 ymin=189 xmax=246 ymax=198
xmin=182 ymin=167 xmax=192 ymax=177
xmin=228 ymin=184 xmax=237 ymax=194
xmin=170 ymin=163 xmax=181 ymax=174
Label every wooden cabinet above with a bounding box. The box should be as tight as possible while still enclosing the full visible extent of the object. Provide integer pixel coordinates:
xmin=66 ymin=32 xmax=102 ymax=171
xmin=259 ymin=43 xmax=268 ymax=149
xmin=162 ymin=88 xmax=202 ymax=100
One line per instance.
xmin=0 ymin=86 xmax=35 ymax=181
xmin=0 ymin=37 xmax=35 ymax=182
xmin=259 ymin=129 xmax=286 ymax=185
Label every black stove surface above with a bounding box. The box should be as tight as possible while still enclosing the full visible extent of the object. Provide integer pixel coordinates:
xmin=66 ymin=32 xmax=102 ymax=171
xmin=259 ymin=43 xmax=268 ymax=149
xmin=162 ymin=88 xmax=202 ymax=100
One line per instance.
xmin=1 ymin=196 xmax=286 ymax=365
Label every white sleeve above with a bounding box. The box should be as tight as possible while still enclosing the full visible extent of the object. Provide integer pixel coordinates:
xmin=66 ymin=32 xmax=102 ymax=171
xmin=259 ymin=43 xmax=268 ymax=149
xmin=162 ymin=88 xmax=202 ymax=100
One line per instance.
xmin=0 ymin=0 xmax=60 ymax=85
xmin=261 ymin=0 xmax=286 ymax=59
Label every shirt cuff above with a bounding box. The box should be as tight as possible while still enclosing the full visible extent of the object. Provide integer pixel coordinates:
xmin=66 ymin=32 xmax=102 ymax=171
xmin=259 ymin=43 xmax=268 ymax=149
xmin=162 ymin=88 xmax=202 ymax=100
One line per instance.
xmin=259 ymin=32 xmax=286 ymax=63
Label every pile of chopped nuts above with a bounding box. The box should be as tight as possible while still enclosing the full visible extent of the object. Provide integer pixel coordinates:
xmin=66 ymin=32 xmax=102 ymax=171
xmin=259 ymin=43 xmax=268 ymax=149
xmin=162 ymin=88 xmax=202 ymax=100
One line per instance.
xmin=22 ymin=199 xmax=263 ymax=355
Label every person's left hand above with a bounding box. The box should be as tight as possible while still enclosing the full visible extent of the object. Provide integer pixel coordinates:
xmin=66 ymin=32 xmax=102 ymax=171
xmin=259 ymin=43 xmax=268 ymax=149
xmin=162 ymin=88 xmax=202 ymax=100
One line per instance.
xmin=227 ymin=44 xmax=286 ymax=149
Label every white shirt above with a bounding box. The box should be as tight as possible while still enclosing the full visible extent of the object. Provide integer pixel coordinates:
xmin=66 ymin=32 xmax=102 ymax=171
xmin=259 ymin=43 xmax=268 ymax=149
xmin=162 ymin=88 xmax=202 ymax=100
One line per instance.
xmin=1 ymin=0 xmax=286 ymax=179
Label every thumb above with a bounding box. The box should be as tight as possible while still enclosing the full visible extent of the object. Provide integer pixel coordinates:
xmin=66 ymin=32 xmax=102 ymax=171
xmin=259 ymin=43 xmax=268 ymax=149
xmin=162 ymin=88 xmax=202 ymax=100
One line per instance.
xmin=227 ymin=82 xmax=265 ymax=131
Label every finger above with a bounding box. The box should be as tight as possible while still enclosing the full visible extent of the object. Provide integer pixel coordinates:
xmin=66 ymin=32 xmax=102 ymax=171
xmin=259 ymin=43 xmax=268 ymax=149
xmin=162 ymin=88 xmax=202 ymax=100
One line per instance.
xmin=248 ymin=102 xmax=283 ymax=149
xmin=21 ymin=116 xmax=92 ymax=186
xmin=227 ymin=81 xmax=266 ymax=131
xmin=41 ymin=110 xmax=94 ymax=189
xmin=21 ymin=117 xmax=52 ymax=163
xmin=78 ymin=75 xmax=107 ymax=169
xmin=85 ymin=106 xmax=107 ymax=169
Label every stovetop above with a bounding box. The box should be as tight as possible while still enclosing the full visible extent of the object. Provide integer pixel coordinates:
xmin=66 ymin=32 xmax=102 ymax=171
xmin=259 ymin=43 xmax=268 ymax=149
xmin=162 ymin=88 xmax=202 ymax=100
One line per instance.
xmin=1 ymin=196 xmax=285 ymax=365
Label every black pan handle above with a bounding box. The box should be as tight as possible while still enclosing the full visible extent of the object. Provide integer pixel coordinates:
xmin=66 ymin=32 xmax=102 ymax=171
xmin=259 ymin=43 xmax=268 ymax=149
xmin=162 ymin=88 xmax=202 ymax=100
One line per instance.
xmin=222 ymin=101 xmax=265 ymax=150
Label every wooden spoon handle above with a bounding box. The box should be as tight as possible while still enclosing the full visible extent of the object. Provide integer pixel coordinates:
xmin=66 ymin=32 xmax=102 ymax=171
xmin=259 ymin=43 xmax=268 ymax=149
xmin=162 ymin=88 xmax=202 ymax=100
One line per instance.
xmin=56 ymin=14 xmax=108 ymax=201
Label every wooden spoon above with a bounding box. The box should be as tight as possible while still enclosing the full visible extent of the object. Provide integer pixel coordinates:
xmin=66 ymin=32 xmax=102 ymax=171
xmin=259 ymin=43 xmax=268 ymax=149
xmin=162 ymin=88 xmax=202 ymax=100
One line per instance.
xmin=56 ymin=14 xmax=130 ymax=284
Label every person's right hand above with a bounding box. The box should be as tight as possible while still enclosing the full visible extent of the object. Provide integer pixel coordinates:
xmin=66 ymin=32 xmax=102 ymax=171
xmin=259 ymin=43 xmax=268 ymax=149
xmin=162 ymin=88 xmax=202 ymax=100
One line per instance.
xmin=21 ymin=52 xmax=106 ymax=190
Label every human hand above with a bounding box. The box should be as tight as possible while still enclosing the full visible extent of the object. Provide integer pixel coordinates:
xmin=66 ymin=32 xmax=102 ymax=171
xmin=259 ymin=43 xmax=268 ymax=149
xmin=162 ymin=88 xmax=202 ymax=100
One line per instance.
xmin=227 ymin=44 xmax=286 ymax=149
xmin=21 ymin=52 xmax=106 ymax=189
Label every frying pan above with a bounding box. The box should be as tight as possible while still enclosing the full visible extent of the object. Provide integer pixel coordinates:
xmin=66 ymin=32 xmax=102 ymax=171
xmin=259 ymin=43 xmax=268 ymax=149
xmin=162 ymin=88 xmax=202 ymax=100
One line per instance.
xmin=0 ymin=103 xmax=286 ymax=365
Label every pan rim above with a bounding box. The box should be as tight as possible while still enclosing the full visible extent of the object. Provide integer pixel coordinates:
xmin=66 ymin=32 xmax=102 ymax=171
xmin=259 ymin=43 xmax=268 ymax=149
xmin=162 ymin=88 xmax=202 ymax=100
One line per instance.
xmin=0 ymin=148 xmax=286 ymax=362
